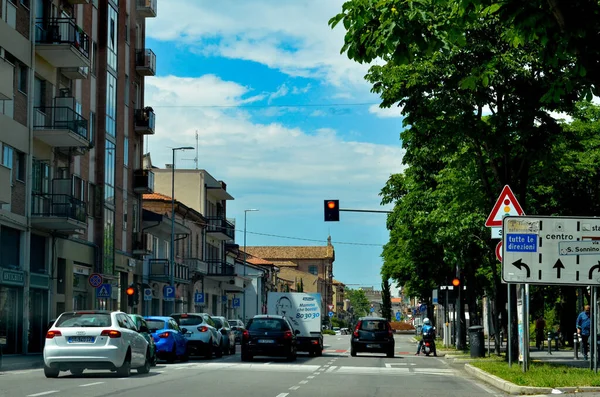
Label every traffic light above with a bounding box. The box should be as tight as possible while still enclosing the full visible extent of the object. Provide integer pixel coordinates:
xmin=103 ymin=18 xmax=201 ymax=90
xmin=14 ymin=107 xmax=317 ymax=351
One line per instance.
xmin=452 ymin=278 xmax=460 ymax=287
xmin=126 ymin=284 xmax=137 ymax=307
xmin=324 ymin=200 xmax=339 ymax=222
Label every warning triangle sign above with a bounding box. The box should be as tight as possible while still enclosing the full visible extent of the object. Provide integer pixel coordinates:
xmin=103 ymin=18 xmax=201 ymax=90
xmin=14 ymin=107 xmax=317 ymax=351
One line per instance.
xmin=485 ymin=185 xmax=525 ymax=227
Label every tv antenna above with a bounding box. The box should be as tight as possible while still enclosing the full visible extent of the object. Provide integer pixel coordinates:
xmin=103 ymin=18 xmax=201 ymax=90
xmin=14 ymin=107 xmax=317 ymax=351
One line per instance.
xmin=182 ymin=130 xmax=199 ymax=169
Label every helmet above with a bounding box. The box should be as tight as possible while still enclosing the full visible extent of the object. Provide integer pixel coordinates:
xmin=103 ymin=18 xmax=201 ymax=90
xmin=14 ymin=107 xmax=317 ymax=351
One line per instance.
xmin=423 ymin=318 xmax=431 ymax=325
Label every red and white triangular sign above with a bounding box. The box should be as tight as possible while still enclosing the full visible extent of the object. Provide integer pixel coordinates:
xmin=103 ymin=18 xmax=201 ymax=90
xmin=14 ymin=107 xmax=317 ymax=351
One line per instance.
xmin=485 ymin=185 xmax=525 ymax=227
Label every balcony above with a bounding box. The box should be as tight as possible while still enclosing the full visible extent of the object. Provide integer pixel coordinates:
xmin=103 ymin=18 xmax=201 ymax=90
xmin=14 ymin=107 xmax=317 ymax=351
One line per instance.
xmin=206 ymin=217 xmax=235 ymax=240
xmin=35 ymin=18 xmax=90 ymax=68
xmin=132 ymin=232 xmax=151 ymax=256
xmin=66 ymin=0 xmax=91 ymax=4
xmin=137 ymin=0 xmax=157 ymax=18
xmin=0 ymin=165 xmax=11 ymax=205
xmin=0 ymin=58 xmax=14 ymax=100
xmin=148 ymin=258 xmax=190 ymax=284
xmin=136 ymin=49 xmax=156 ymax=76
xmin=31 ymin=193 xmax=87 ymax=232
xmin=33 ymin=100 xmax=89 ymax=152
xmin=133 ymin=169 xmax=154 ymax=194
xmin=206 ymin=259 xmax=235 ymax=276
xmin=61 ymin=66 xmax=89 ymax=80
xmin=184 ymin=258 xmax=208 ymax=275
xmin=134 ymin=107 xmax=155 ymax=135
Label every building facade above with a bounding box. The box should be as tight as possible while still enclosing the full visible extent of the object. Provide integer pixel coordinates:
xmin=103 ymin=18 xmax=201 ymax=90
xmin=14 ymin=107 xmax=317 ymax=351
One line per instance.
xmin=0 ymin=0 xmax=156 ymax=354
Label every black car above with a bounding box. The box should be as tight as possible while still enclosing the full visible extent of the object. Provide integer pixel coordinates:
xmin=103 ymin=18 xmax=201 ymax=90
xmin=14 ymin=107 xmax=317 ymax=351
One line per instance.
xmin=350 ymin=316 xmax=395 ymax=357
xmin=241 ymin=315 xmax=299 ymax=361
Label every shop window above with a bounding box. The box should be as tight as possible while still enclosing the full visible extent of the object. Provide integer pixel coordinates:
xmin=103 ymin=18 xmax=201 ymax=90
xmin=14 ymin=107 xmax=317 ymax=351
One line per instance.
xmin=0 ymin=225 xmax=20 ymax=269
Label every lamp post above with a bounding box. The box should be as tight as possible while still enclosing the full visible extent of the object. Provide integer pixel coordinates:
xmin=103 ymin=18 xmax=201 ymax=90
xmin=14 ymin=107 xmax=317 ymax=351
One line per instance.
xmin=243 ymin=209 xmax=258 ymax=321
xmin=170 ymin=146 xmax=194 ymax=313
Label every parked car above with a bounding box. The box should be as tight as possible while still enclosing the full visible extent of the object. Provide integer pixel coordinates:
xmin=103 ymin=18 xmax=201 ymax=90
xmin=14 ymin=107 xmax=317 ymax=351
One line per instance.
xmin=350 ymin=316 xmax=395 ymax=358
xmin=43 ymin=310 xmax=151 ymax=378
xmin=171 ymin=313 xmax=221 ymax=358
xmin=241 ymin=315 xmax=299 ymax=362
xmin=143 ymin=316 xmax=188 ymax=363
xmin=213 ymin=316 xmax=236 ymax=355
xmin=128 ymin=314 xmax=157 ymax=366
xmin=228 ymin=319 xmax=245 ymax=343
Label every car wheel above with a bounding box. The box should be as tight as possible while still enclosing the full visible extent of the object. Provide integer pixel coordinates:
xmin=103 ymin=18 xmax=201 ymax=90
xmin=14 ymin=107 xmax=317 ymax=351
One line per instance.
xmin=44 ymin=365 xmax=60 ymax=378
xmin=70 ymin=369 xmax=84 ymax=376
xmin=316 ymin=346 xmax=323 ymax=356
xmin=151 ymin=351 xmax=158 ymax=367
xmin=387 ymin=350 xmax=394 ymax=358
xmin=241 ymin=351 xmax=252 ymax=362
xmin=180 ymin=346 xmax=189 ymax=362
xmin=350 ymin=346 xmax=357 ymax=357
xmin=215 ymin=341 xmax=223 ymax=358
xmin=137 ymin=351 xmax=151 ymax=375
xmin=116 ymin=351 xmax=132 ymax=377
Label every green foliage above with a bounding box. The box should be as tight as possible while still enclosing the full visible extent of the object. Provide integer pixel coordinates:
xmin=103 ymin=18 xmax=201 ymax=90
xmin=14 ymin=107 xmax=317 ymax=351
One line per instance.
xmin=323 ymin=330 xmax=336 ymax=335
xmin=331 ymin=317 xmax=349 ymax=329
xmin=380 ymin=278 xmax=392 ymax=321
xmin=346 ymin=288 xmax=371 ymax=317
xmin=296 ymin=278 xmax=304 ymax=293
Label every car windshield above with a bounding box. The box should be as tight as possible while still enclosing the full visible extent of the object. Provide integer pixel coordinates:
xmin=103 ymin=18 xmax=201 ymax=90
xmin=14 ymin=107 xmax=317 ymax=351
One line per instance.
xmin=248 ymin=319 xmax=287 ymax=331
xmin=172 ymin=314 xmax=204 ymax=326
xmin=360 ymin=320 xmax=387 ymax=331
xmin=227 ymin=321 xmax=237 ymax=327
xmin=146 ymin=319 xmax=166 ymax=332
xmin=55 ymin=313 xmax=112 ymax=327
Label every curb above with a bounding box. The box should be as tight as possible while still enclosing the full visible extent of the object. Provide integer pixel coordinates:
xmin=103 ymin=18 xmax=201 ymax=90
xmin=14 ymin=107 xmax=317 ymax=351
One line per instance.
xmin=464 ymin=363 xmax=600 ymax=395
xmin=0 ymin=357 xmax=44 ymax=373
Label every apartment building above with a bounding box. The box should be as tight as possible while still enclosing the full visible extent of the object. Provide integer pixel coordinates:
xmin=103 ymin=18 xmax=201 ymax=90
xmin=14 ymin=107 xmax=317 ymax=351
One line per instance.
xmin=147 ymin=167 xmax=247 ymax=318
xmin=0 ymin=0 xmax=157 ymax=354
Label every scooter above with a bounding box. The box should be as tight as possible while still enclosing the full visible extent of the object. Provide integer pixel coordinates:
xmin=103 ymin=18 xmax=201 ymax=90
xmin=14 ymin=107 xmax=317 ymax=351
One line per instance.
xmin=420 ymin=328 xmax=436 ymax=356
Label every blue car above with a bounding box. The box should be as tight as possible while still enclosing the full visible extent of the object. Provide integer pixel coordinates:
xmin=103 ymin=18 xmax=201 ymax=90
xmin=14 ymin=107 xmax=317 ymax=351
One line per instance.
xmin=144 ymin=316 xmax=189 ymax=363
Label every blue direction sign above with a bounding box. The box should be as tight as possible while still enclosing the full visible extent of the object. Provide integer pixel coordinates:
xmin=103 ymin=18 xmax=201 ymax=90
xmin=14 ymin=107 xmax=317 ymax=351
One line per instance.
xmin=194 ymin=292 xmax=204 ymax=304
xmin=222 ymin=295 xmax=227 ymax=303
xmin=96 ymin=283 xmax=111 ymax=298
xmin=370 ymin=307 xmax=375 ymax=313
xmin=163 ymin=285 xmax=175 ymax=302
xmin=396 ymin=311 xmax=401 ymax=321
xmin=232 ymin=298 xmax=240 ymax=308
xmin=143 ymin=288 xmax=153 ymax=301
xmin=328 ymin=311 xmax=334 ymax=317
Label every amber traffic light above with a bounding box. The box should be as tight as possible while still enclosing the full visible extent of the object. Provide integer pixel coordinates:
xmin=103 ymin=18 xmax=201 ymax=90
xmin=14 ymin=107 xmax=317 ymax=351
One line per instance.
xmin=452 ymin=278 xmax=460 ymax=287
xmin=324 ymin=200 xmax=340 ymax=222
xmin=126 ymin=284 xmax=138 ymax=306
xmin=126 ymin=287 xmax=135 ymax=295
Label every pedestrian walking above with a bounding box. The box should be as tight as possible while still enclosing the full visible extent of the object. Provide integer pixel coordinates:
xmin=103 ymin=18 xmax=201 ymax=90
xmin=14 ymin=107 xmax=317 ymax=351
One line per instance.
xmin=535 ymin=315 xmax=546 ymax=350
xmin=576 ymin=305 xmax=591 ymax=360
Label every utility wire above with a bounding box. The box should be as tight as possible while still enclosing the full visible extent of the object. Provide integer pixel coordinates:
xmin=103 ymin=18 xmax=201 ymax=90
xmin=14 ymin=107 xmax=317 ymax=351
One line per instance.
xmin=152 ymin=102 xmax=381 ymax=109
xmin=239 ymin=229 xmax=385 ymax=247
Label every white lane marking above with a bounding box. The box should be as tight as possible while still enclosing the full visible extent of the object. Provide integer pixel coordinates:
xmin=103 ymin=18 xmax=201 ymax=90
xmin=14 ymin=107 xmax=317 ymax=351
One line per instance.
xmin=313 ymin=371 xmax=321 ymax=375
xmin=264 ymin=362 xmax=273 ymax=365
xmin=27 ymin=392 xmax=60 ymax=397
xmin=385 ymin=363 xmax=415 ymax=367
xmin=79 ymin=382 xmax=105 ymax=387
xmin=323 ymin=364 xmax=330 ymax=367
xmin=289 ymin=386 xmax=300 ymax=390
xmin=299 ymin=380 xmax=309 ymax=384
xmin=9 ymin=369 xmax=40 ymax=375
xmin=307 ymin=375 xmax=315 ymax=379
xmin=275 ymin=394 xmax=289 ymax=397
xmin=326 ymin=366 xmax=337 ymax=373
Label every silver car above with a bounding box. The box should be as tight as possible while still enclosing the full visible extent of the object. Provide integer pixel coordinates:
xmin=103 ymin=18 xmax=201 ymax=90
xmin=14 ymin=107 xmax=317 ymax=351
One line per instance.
xmin=43 ymin=310 xmax=150 ymax=378
xmin=171 ymin=313 xmax=221 ymax=358
xmin=213 ymin=316 xmax=236 ymax=355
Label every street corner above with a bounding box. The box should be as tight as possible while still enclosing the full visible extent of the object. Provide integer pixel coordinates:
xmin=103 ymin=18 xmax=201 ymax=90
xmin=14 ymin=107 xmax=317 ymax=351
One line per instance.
xmin=464 ymin=363 xmax=554 ymax=395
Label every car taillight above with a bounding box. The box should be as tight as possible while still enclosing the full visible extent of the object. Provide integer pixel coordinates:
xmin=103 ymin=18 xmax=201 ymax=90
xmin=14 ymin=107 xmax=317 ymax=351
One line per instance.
xmin=353 ymin=321 xmax=362 ymax=337
xmin=46 ymin=330 xmax=62 ymax=339
xmin=158 ymin=332 xmax=170 ymax=339
xmin=197 ymin=326 xmax=208 ymax=332
xmin=425 ymin=342 xmax=430 ymax=346
xmin=388 ymin=325 xmax=393 ymax=337
xmin=283 ymin=330 xmax=293 ymax=339
xmin=101 ymin=330 xmax=122 ymax=338
xmin=242 ymin=330 xmax=249 ymax=341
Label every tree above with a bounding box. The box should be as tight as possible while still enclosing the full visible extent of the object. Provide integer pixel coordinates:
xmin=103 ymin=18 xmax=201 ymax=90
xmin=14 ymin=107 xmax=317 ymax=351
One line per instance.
xmin=296 ymin=278 xmax=304 ymax=292
xmin=381 ymin=278 xmax=392 ymax=321
xmin=346 ymin=288 xmax=370 ymax=318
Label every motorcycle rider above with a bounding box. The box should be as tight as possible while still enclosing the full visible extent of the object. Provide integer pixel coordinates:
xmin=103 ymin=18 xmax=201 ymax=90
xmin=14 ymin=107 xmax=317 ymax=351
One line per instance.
xmin=415 ymin=318 xmax=437 ymax=356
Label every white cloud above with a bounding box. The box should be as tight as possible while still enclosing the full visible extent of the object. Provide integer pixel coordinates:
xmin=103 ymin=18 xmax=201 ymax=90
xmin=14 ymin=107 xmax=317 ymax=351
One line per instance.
xmin=368 ymin=104 xmax=404 ymax=119
xmin=146 ymin=0 xmax=372 ymax=91
xmin=145 ymin=75 xmax=406 ymax=214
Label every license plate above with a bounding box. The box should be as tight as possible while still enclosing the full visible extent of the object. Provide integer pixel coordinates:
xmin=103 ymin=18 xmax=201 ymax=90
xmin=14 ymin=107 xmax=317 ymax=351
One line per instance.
xmin=257 ymin=339 xmax=275 ymax=344
xmin=68 ymin=336 xmax=95 ymax=343
xmin=366 ymin=344 xmax=381 ymax=348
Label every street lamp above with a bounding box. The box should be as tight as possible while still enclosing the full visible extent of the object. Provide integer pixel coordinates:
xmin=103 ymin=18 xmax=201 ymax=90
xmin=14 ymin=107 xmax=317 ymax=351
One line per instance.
xmin=243 ymin=209 xmax=259 ymax=321
xmin=170 ymin=146 xmax=194 ymax=313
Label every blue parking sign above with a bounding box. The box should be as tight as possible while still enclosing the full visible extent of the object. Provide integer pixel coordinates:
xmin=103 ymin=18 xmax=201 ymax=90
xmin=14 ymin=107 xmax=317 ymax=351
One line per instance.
xmin=232 ymin=298 xmax=240 ymax=308
xmin=194 ymin=292 xmax=204 ymax=304
xmin=163 ymin=285 xmax=175 ymax=302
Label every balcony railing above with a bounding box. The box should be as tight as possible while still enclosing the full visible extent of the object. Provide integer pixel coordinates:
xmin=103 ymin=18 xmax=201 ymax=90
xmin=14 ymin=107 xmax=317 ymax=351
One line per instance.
xmin=135 ymin=49 xmax=156 ymax=76
xmin=134 ymin=107 xmax=155 ymax=134
xmin=137 ymin=0 xmax=157 ymax=17
xmin=133 ymin=169 xmax=154 ymax=194
xmin=183 ymin=258 xmax=208 ymax=274
xmin=148 ymin=258 xmax=190 ymax=283
xmin=35 ymin=18 xmax=90 ymax=59
xmin=206 ymin=259 xmax=235 ymax=276
xmin=34 ymin=106 xmax=89 ymax=140
xmin=31 ymin=193 xmax=87 ymax=223
xmin=206 ymin=217 xmax=235 ymax=240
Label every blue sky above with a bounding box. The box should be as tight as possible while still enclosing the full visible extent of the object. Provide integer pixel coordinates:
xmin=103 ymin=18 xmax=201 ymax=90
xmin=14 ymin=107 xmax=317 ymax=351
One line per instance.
xmin=144 ymin=0 xmax=406 ymax=291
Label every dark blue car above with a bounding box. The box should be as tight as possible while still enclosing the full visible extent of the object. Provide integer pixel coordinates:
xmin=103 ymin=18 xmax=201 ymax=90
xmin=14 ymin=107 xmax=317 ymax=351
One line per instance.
xmin=144 ymin=316 xmax=189 ymax=363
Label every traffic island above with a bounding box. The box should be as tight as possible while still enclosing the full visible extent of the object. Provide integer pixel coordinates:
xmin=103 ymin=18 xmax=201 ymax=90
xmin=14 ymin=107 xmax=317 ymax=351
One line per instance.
xmin=465 ymin=361 xmax=600 ymax=395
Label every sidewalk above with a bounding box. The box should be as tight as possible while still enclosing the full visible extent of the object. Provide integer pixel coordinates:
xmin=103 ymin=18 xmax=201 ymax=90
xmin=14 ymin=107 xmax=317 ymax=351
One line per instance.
xmin=0 ymin=354 xmax=44 ymax=372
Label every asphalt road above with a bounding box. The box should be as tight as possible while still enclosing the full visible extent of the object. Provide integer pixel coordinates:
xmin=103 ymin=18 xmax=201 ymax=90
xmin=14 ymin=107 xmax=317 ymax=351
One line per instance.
xmin=0 ymin=334 xmax=512 ymax=397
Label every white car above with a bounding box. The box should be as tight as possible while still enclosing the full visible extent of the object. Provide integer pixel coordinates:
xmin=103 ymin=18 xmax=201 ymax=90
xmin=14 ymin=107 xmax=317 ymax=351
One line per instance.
xmin=171 ymin=313 xmax=221 ymax=358
xmin=43 ymin=310 xmax=150 ymax=378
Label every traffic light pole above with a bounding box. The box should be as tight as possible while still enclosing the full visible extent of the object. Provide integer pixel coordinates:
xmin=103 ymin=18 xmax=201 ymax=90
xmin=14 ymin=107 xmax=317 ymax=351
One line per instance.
xmin=339 ymin=209 xmax=392 ymax=214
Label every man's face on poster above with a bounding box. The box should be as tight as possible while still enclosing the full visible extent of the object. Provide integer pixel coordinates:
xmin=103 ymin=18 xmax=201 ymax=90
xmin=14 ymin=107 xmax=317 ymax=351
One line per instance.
xmin=277 ymin=298 xmax=292 ymax=316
